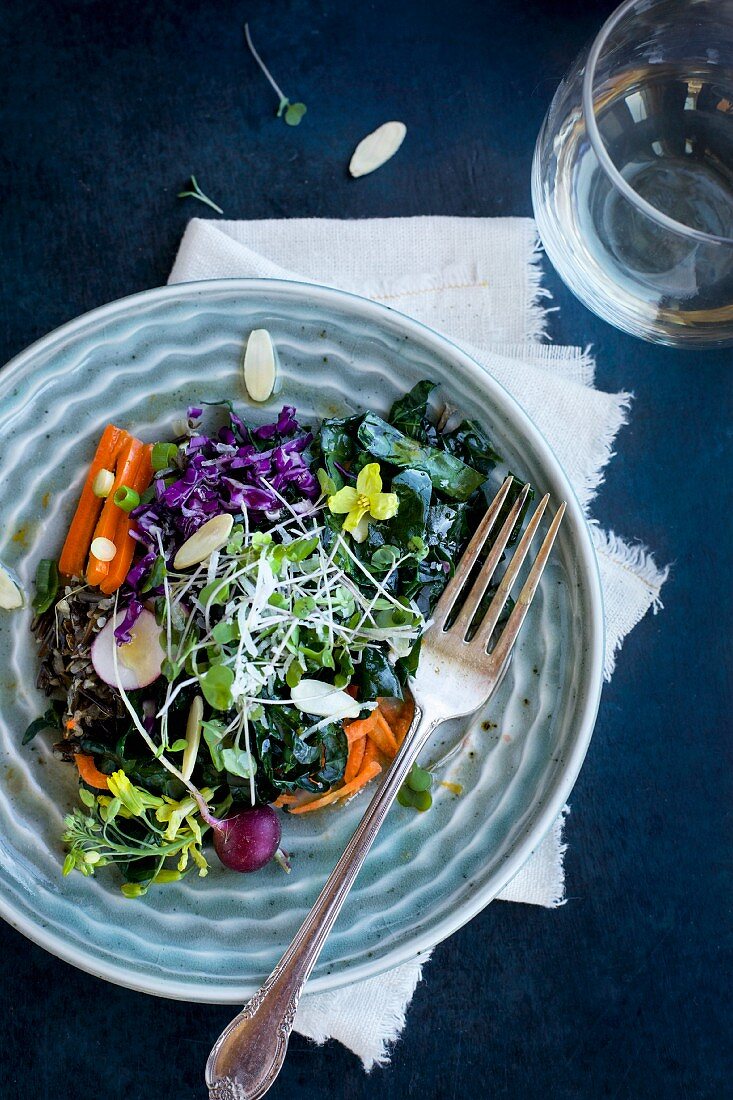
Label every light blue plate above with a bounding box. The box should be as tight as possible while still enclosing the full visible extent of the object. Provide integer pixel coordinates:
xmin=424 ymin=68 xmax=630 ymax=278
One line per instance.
xmin=0 ymin=279 xmax=604 ymax=1002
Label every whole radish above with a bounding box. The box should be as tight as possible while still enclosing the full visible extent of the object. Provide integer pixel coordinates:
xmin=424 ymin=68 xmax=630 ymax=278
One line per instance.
xmin=202 ymin=804 xmax=282 ymax=873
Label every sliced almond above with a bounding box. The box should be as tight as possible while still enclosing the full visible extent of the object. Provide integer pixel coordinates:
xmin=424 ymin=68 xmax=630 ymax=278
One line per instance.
xmin=173 ymin=514 xmax=234 ymax=570
xmin=243 ymin=328 xmax=277 ymax=403
xmin=349 ymin=121 xmax=406 ymax=178
xmin=182 ymin=695 xmax=204 ymax=782
xmin=0 ymin=561 xmax=24 ymax=610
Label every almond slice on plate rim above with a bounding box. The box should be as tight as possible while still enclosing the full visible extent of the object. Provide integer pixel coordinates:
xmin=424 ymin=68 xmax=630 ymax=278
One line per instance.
xmin=243 ymin=328 xmax=277 ymax=403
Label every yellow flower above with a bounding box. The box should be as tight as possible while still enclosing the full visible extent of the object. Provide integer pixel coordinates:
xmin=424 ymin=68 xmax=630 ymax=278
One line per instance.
xmin=107 ymin=771 xmax=146 ymax=817
xmin=106 ymin=771 xmax=164 ymax=818
xmin=327 ymin=463 xmax=399 ymax=543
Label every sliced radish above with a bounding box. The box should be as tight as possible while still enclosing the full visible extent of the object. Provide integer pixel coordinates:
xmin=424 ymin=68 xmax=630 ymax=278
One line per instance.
xmin=173 ymin=514 xmax=234 ymax=570
xmin=91 ymin=608 xmax=165 ymax=690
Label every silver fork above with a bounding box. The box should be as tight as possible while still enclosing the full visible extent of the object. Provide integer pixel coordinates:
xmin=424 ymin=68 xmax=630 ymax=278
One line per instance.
xmin=206 ymin=476 xmax=566 ymax=1100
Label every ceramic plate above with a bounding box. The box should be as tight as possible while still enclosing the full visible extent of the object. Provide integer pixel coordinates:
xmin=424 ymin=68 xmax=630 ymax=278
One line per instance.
xmin=0 ymin=279 xmax=603 ymax=1002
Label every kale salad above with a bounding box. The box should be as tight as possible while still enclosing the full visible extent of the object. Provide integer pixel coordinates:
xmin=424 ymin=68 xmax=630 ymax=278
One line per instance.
xmin=18 ymin=369 xmax=522 ymax=897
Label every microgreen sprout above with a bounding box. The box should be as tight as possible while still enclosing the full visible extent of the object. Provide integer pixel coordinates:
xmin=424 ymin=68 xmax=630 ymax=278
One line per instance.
xmin=177 ymin=175 xmax=224 ymax=215
xmin=244 ymin=22 xmax=307 ymax=126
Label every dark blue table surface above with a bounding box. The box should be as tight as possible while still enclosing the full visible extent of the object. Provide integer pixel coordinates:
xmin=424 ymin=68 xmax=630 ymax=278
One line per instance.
xmin=1 ymin=1 xmax=731 ymax=1097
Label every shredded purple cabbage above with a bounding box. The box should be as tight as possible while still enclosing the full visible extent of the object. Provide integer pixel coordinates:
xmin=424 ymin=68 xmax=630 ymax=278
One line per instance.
xmin=120 ymin=405 xmax=318 ymax=612
xmin=114 ymin=596 xmax=145 ymax=645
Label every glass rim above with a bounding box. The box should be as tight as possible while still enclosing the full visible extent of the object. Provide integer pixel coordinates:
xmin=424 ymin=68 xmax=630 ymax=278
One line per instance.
xmin=582 ymin=0 xmax=733 ymax=247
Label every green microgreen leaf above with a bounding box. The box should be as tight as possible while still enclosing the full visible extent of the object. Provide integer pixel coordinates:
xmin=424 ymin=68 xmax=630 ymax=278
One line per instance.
xmin=316 ymin=468 xmax=337 ymax=496
xmin=200 ymin=665 xmax=234 ymax=711
xmin=211 ymin=620 xmax=239 ymax=645
xmin=244 ymin=22 xmax=307 ymax=126
xmin=202 ymin=720 xmax=226 ymax=770
xmin=284 ymin=102 xmax=307 ymax=125
xmin=221 ymin=746 xmax=257 ymax=779
xmin=177 ymin=175 xmax=224 ymax=215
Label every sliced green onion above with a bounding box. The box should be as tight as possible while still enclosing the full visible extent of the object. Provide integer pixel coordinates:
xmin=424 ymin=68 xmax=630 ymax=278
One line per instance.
xmin=151 ymin=442 xmax=179 ymax=471
xmin=90 ymin=536 xmax=117 ymax=562
xmin=92 ymin=468 xmax=115 ymax=498
xmin=32 ymin=558 xmax=59 ymax=613
xmin=113 ymin=485 xmax=140 ymax=512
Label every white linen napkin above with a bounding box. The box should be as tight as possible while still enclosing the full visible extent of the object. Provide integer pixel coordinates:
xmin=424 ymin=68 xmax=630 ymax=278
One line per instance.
xmin=169 ymin=216 xmax=668 ymax=1069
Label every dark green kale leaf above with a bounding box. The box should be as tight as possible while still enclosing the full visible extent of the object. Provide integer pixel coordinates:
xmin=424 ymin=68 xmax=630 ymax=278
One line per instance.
xmin=253 ymin=704 xmax=348 ymax=797
xmin=388 ymin=380 xmax=438 ymax=443
xmin=317 ymin=414 xmax=362 ymax=488
xmin=389 ymin=469 xmax=432 ymax=550
xmin=22 ymin=703 xmax=64 ymax=745
xmin=357 ymin=413 xmax=484 ymax=501
xmin=442 ymin=419 xmax=502 ymax=477
xmin=356 ymin=647 xmax=403 ymax=701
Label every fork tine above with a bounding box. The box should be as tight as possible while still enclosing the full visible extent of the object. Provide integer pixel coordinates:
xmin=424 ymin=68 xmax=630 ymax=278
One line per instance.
xmin=431 ymin=476 xmax=515 ymax=629
xmin=447 ymin=482 xmax=531 ymax=639
xmin=471 ymin=492 xmax=550 ymax=650
xmin=486 ymin=502 xmax=566 ymax=671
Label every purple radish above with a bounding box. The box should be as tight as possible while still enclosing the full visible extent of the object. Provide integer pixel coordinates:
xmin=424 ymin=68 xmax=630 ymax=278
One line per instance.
xmin=201 ymin=804 xmax=282 ymax=873
xmin=91 ymin=608 xmax=164 ymax=690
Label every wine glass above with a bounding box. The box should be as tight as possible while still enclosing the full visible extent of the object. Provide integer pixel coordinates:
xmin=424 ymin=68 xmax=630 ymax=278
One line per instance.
xmin=532 ymin=0 xmax=733 ymax=348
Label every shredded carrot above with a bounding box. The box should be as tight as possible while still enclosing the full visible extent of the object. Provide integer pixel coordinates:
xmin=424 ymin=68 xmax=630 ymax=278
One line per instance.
xmin=59 ymin=426 xmax=129 ymax=577
xmin=361 ymin=736 xmax=381 ymax=768
xmin=288 ymin=760 xmax=381 ymax=814
xmin=377 ymin=694 xmax=416 ymax=746
xmin=273 ymin=793 xmax=301 ymax=807
xmin=368 ymin=711 xmax=399 ymax=757
xmin=74 ymin=753 xmax=110 ymax=790
xmin=344 ymin=735 xmax=366 ymax=783
xmin=99 ymin=444 xmax=154 ymax=594
xmin=86 ymin=437 xmax=145 ymax=586
xmin=344 ymin=710 xmax=380 ymax=743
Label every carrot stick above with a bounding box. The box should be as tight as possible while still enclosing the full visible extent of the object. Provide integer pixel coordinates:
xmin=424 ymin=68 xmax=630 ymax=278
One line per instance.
xmin=361 ymin=736 xmax=381 ymax=768
xmin=99 ymin=444 xmax=153 ymax=594
xmin=344 ymin=710 xmax=380 ymax=743
xmin=369 ymin=712 xmax=399 ymax=757
xmin=288 ymin=761 xmax=381 ymax=814
xmin=86 ymin=437 xmax=145 ymax=586
xmin=59 ymin=425 xmax=129 ymax=577
xmin=74 ymin=753 xmax=110 ymax=790
xmin=344 ymin=735 xmax=366 ymax=783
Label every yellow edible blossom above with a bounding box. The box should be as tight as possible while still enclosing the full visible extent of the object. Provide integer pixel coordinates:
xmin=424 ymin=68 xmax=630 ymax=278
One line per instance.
xmin=106 ymin=770 xmax=163 ymax=818
xmin=327 ymin=462 xmax=399 ymax=543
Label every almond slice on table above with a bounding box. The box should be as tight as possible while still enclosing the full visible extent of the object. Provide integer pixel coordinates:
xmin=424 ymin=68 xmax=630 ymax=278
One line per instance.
xmin=349 ymin=121 xmax=407 ymax=178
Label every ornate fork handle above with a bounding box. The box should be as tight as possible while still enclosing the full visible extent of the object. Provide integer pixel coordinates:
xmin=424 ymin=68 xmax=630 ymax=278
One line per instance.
xmin=206 ymin=702 xmax=440 ymax=1100
xmin=206 ymin=481 xmax=565 ymax=1099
